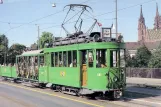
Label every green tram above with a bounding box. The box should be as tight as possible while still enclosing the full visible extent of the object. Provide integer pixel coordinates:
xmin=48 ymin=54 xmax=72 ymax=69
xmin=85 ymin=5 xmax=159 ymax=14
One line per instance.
xmin=0 ymin=41 xmax=126 ymax=99
xmin=0 ymin=4 xmax=126 ymax=99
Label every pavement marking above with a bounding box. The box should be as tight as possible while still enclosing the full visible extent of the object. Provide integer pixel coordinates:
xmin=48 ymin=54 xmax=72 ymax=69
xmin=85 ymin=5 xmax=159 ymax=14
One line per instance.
xmin=0 ymin=82 xmax=104 ymax=107
xmin=125 ymin=97 xmax=161 ymax=106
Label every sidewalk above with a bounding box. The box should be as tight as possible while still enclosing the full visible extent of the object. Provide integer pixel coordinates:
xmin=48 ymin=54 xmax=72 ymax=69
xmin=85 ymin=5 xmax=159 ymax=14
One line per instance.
xmin=126 ymin=77 xmax=161 ymax=87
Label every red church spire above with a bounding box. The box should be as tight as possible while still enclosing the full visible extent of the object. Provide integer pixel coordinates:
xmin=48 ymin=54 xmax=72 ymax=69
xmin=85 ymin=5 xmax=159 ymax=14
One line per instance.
xmin=156 ymin=3 xmax=159 ymax=16
xmin=154 ymin=3 xmax=161 ymax=30
xmin=139 ymin=5 xmax=145 ymax=23
xmin=138 ymin=5 xmax=146 ymax=42
xmin=140 ymin=5 xmax=143 ymax=18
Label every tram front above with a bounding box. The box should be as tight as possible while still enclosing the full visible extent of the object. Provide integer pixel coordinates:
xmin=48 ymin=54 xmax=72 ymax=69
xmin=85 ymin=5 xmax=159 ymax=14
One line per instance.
xmin=104 ymin=48 xmax=126 ymax=99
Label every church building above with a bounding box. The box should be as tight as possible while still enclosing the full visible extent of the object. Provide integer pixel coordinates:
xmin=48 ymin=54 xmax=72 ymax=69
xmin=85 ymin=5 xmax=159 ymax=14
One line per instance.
xmin=126 ymin=3 xmax=161 ymax=57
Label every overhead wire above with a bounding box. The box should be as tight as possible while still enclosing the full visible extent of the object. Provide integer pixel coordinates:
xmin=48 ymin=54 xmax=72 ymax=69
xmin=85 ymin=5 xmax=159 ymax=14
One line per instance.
xmin=2 ymin=9 xmax=67 ymax=35
xmin=40 ymin=0 xmax=156 ymax=30
xmin=1 ymin=0 xmax=92 ymax=35
xmin=0 ymin=21 xmax=60 ymax=25
xmin=1 ymin=0 xmax=156 ymax=34
xmin=93 ymin=0 xmax=156 ymax=18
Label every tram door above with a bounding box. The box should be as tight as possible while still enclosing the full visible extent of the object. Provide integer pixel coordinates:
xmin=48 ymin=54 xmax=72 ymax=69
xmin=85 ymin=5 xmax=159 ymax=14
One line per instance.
xmin=80 ymin=50 xmax=87 ymax=87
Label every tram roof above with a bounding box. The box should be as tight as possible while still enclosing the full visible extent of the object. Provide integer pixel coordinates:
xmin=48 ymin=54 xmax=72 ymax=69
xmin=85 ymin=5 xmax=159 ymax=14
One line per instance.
xmin=43 ymin=42 xmax=125 ymax=53
xmin=17 ymin=49 xmax=44 ymax=57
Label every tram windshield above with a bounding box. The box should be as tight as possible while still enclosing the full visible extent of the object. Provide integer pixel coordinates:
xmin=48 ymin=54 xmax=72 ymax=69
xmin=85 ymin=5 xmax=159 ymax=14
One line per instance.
xmin=110 ymin=49 xmax=125 ymax=67
xmin=110 ymin=50 xmax=118 ymax=67
xmin=120 ymin=49 xmax=125 ymax=67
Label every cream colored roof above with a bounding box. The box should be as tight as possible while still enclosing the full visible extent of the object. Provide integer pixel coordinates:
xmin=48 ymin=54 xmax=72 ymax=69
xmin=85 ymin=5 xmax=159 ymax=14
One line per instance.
xmin=21 ymin=49 xmax=43 ymax=55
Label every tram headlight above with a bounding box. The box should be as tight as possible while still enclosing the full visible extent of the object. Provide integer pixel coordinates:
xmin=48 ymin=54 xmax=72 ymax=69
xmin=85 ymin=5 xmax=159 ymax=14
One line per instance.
xmin=121 ymin=69 xmax=124 ymax=74
xmin=113 ymin=77 xmax=118 ymax=82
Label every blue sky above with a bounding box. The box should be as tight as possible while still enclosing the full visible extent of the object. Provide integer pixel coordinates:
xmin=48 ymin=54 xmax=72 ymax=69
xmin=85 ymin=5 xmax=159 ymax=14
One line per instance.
xmin=0 ymin=0 xmax=160 ymax=47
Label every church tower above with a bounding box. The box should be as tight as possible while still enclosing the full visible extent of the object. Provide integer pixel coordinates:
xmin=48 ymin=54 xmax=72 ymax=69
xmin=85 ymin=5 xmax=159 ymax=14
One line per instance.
xmin=154 ymin=3 xmax=161 ymax=30
xmin=138 ymin=5 xmax=146 ymax=42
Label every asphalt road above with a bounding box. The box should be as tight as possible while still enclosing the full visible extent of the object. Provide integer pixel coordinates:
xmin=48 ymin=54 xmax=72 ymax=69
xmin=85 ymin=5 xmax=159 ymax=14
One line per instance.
xmin=0 ymin=84 xmax=98 ymax=107
xmin=0 ymin=82 xmax=110 ymax=107
xmin=1 ymin=80 xmax=161 ymax=107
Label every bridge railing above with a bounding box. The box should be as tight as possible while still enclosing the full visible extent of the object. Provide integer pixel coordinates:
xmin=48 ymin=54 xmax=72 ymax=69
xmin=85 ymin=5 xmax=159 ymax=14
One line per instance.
xmin=126 ymin=68 xmax=161 ymax=79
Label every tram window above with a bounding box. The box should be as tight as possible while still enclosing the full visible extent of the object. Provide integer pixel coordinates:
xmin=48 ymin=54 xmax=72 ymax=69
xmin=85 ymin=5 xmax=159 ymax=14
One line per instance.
xmin=55 ymin=53 xmax=58 ymax=67
xmin=63 ymin=52 xmax=67 ymax=67
xmin=68 ymin=51 xmax=72 ymax=67
xmin=59 ymin=52 xmax=63 ymax=67
xmin=51 ymin=53 xmax=55 ymax=67
xmin=28 ymin=56 xmax=30 ymax=64
xmin=35 ymin=56 xmax=38 ymax=66
xmin=39 ymin=56 xmax=44 ymax=66
xmin=96 ymin=49 xmax=107 ymax=68
xmin=82 ymin=50 xmax=87 ymax=64
xmin=110 ymin=50 xmax=118 ymax=67
xmin=88 ymin=50 xmax=94 ymax=67
xmin=73 ymin=51 xmax=77 ymax=67
xmin=120 ymin=49 xmax=125 ymax=67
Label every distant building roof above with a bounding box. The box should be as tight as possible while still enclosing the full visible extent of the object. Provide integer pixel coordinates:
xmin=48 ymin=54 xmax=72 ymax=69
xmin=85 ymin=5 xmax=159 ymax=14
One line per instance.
xmin=126 ymin=41 xmax=161 ymax=50
xmin=147 ymin=29 xmax=161 ymax=40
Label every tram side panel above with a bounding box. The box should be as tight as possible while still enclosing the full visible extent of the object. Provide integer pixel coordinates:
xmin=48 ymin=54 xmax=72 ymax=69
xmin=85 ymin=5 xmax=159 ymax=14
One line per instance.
xmin=49 ymin=67 xmax=80 ymax=87
xmin=47 ymin=51 xmax=81 ymax=88
xmin=39 ymin=66 xmax=48 ymax=83
xmin=1 ymin=66 xmax=12 ymax=77
xmin=11 ymin=66 xmax=17 ymax=78
xmin=0 ymin=65 xmax=1 ymax=76
xmin=39 ymin=54 xmax=49 ymax=83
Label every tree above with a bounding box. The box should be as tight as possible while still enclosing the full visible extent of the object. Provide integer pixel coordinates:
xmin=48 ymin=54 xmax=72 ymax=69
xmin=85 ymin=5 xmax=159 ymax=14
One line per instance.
xmin=8 ymin=43 xmax=26 ymax=65
xmin=125 ymin=50 xmax=137 ymax=67
xmin=148 ymin=48 xmax=161 ymax=68
xmin=125 ymin=50 xmax=132 ymax=67
xmin=134 ymin=45 xmax=151 ymax=67
xmin=38 ymin=32 xmax=53 ymax=49
xmin=0 ymin=34 xmax=9 ymax=64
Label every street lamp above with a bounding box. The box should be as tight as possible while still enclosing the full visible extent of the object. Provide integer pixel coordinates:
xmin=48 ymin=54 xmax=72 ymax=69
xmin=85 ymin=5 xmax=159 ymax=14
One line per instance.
xmin=52 ymin=3 xmax=56 ymax=7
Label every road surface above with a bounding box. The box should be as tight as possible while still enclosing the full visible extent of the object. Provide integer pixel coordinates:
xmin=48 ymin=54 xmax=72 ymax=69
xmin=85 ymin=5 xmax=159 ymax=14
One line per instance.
xmin=0 ymin=81 xmax=114 ymax=107
xmin=0 ymin=80 xmax=161 ymax=107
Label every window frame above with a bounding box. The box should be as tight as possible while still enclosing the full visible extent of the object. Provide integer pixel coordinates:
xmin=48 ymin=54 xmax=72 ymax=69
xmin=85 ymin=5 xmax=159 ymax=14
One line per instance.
xmin=95 ymin=49 xmax=107 ymax=68
xmin=87 ymin=49 xmax=94 ymax=68
xmin=120 ymin=49 xmax=126 ymax=67
xmin=109 ymin=49 xmax=120 ymax=68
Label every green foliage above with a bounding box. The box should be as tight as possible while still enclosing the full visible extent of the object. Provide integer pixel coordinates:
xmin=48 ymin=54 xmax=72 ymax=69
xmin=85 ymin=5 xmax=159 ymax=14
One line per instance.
xmin=125 ymin=50 xmax=132 ymax=67
xmin=0 ymin=34 xmax=8 ymax=47
xmin=38 ymin=32 xmax=53 ymax=49
xmin=0 ymin=34 xmax=9 ymax=64
xmin=148 ymin=49 xmax=161 ymax=68
xmin=8 ymin=43 xmax=26 ymax=64
xmin=134 ymin=45 xmax=151 ymax=67
xmin=125 ymin=50 xmax=137 ymax=67
xmin=0 ymin=34 xmax=26 ymax=65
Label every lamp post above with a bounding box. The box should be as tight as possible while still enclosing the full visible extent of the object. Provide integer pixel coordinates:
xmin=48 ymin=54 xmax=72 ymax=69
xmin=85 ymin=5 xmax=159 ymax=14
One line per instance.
xmin=52 ymin=3 xmax=56 ymax=7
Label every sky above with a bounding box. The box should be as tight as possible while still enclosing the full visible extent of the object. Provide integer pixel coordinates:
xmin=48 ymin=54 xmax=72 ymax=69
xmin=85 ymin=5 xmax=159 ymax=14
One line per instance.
xmin=0 ymin=0 xmax=161 ymax=47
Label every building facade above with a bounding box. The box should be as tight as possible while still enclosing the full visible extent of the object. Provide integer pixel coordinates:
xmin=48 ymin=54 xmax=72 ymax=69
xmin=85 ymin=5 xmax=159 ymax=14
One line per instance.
xmin=126 ymin=3 xmax=161 ymax=57
xmin=138 ymin=4 xmax=161 ymax=42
